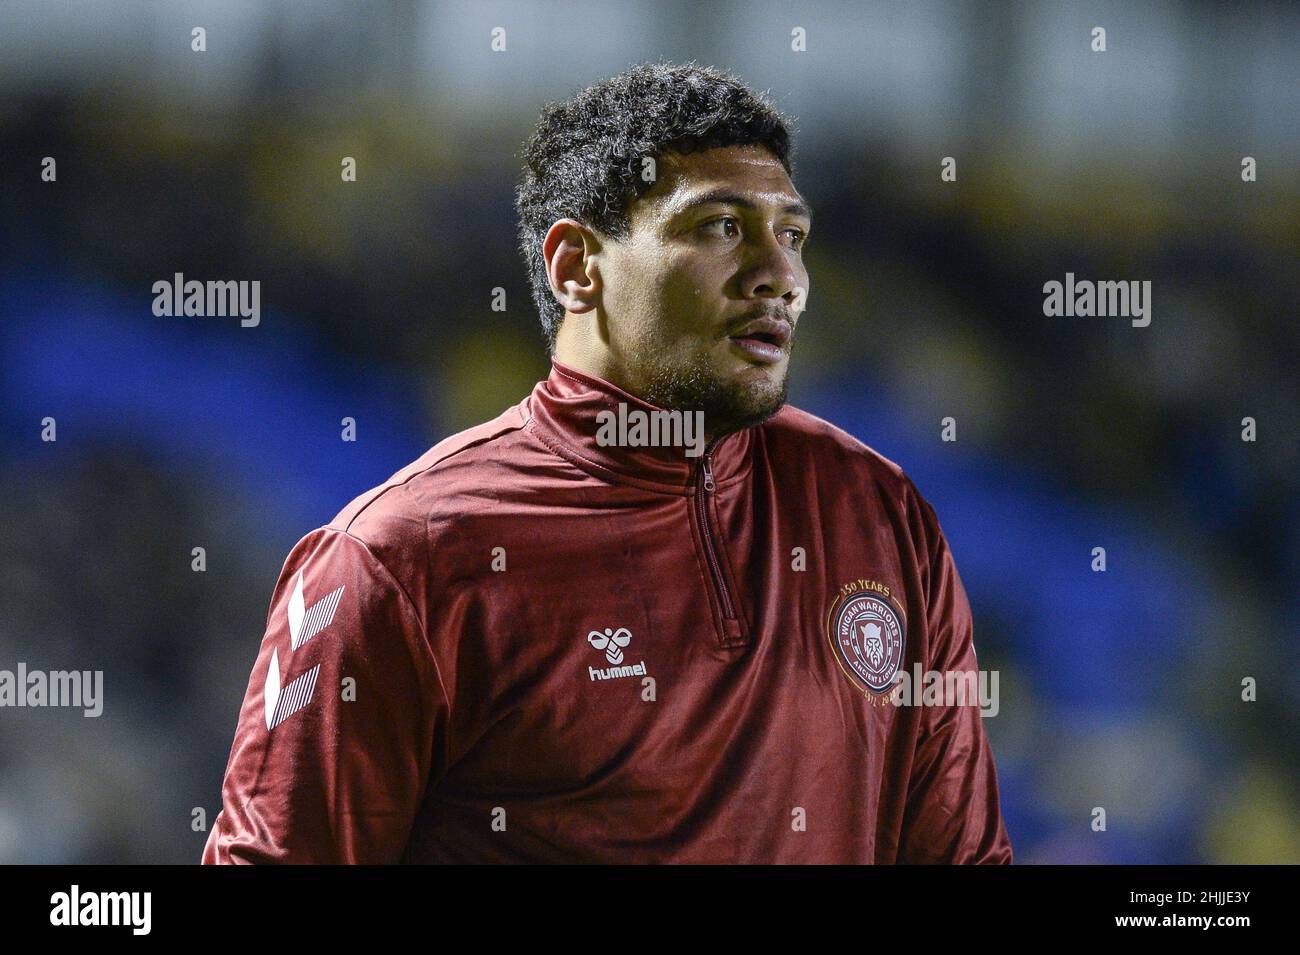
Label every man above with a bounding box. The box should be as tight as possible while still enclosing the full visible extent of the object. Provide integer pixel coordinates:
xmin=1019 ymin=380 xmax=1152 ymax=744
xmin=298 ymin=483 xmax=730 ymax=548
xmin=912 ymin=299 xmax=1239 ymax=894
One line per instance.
xmin=204 ymin=61 xmax=1012 ymax=864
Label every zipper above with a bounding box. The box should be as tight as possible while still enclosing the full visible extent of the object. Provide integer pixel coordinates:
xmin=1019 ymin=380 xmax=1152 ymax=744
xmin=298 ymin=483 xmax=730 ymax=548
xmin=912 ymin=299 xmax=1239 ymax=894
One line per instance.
xmin=694 ymin=441 xmax=742 ymax=640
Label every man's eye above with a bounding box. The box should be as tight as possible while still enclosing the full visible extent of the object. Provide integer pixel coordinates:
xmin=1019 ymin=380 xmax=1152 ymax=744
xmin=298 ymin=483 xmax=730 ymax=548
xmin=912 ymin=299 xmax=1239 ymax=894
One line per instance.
xmin=783 ymin=229 xmax=808 ymax=250
xmin=702 ymin=216 xmax=740 ymax=238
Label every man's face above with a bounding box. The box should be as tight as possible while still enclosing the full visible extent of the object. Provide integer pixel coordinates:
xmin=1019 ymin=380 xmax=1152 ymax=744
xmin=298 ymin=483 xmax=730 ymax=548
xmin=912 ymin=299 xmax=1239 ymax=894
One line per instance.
xmin=592 ymin=144 xmax=812 ymax=440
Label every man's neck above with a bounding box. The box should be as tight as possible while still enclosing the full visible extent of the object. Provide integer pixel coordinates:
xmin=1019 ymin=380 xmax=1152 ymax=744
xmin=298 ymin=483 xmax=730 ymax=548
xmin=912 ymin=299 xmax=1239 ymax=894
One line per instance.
xmin=552 ymin=324 xmax=642 ymax=401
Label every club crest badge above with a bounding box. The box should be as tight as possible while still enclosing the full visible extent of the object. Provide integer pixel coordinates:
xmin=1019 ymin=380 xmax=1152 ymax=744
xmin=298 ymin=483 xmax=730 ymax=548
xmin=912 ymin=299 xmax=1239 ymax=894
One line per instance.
xmin=825 ymin=579 xmax=906 ymax=699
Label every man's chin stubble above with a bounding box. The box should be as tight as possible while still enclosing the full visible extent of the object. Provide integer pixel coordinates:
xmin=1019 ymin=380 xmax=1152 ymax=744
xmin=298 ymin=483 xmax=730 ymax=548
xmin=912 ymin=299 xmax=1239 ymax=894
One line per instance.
xmin=638 ymin=351 xmax=791 ymax=441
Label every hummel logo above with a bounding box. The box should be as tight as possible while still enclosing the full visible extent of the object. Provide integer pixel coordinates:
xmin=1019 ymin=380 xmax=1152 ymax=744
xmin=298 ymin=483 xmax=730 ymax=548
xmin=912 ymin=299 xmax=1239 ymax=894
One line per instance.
xmin=587 ymin=627 xmax=632 ymax=664
xmin=263 ymin=571 xmax=344 ymax=730
xmin=586 ymin=626 xmax=648 ymax=682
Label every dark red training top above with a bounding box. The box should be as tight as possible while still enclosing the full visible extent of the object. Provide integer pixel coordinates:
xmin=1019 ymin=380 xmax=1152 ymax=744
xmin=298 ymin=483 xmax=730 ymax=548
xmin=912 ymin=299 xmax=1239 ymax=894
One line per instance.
xmin=204 ymin=358 xmax=1013 ymax=863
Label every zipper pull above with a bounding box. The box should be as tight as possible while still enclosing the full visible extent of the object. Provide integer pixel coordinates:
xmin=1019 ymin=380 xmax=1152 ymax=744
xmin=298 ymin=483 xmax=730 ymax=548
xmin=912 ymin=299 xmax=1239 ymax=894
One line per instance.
xmin=701 ymin=455 xmax=715 ymax=492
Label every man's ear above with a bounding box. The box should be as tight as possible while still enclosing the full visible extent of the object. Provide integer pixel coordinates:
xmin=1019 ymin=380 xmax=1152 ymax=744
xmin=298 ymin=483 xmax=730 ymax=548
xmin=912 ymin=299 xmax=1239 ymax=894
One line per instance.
xmin=543 ymin=218 xmax=603 ymax=315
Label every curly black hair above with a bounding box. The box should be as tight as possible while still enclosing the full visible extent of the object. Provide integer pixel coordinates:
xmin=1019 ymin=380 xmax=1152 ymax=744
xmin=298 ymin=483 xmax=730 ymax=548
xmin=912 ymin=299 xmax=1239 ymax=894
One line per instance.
xmin=514 ymin=60 xmax=797 ymax=353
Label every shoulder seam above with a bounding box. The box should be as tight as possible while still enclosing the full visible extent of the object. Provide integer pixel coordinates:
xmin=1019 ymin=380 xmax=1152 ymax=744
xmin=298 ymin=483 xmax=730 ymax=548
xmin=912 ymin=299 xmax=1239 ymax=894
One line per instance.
xmin=768 ymin=406 xmax=911 ymax=483
xmin=340 ymin=408 xmax=526 ymax=535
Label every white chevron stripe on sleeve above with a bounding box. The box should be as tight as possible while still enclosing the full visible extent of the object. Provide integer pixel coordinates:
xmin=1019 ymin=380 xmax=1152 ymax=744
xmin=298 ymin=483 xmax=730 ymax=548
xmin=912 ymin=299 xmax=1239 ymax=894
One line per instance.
xmin=291 ymin=585 xmax=345 ymax=651
xmin=268 ymin=664 xmax=321 ymax=730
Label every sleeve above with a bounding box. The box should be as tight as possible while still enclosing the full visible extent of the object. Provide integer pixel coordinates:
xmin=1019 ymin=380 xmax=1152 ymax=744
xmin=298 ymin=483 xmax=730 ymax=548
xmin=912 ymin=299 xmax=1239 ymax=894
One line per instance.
xmin=896 ymin=497 xmax=1013 ymax=864
xmin=202 ymin=526 xmax=449 ymax=864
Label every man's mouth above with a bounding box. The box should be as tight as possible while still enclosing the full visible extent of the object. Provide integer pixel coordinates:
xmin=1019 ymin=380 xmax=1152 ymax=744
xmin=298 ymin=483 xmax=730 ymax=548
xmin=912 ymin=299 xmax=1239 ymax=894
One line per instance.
xmin=728 ymin=315 xmax=792 ymax=365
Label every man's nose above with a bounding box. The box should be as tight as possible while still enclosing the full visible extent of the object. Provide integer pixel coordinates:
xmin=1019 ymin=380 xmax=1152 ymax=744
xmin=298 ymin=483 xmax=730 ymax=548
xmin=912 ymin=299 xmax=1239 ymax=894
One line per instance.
xmin=742 ymin=231 xmax=802 ymax=304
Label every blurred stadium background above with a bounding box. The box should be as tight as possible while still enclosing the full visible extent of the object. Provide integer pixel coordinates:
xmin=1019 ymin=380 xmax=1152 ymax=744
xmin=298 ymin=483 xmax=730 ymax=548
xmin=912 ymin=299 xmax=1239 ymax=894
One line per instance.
xmin=1 ymin=0 xmax=1297 ymax=863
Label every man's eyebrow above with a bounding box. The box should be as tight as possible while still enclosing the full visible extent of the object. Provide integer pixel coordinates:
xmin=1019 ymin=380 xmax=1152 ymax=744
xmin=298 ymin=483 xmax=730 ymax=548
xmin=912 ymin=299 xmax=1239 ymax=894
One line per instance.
xmin=667 ymin=189 xmax=813 ymax=226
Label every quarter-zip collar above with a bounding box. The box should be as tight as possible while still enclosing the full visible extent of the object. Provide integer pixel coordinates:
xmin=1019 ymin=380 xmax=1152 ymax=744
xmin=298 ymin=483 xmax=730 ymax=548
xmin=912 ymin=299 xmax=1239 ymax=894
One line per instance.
xmin=524 ymin=357 xmax=753 ymax=495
